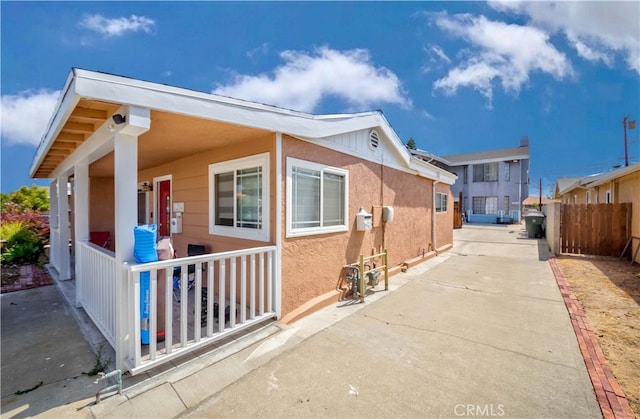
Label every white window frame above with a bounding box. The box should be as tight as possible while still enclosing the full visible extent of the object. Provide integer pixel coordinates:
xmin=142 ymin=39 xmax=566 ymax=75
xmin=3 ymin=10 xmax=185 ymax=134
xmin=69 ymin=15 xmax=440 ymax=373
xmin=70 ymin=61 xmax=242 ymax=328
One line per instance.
xmin=435 ymin=192 xmax=448 ymax=213
xmin=605 ymin=190 xmax=612 ymax=204
xmin=286 ymin=157 xmax=349 ymax=238
xmin=208 ymin=153 xmax=270 ymax=242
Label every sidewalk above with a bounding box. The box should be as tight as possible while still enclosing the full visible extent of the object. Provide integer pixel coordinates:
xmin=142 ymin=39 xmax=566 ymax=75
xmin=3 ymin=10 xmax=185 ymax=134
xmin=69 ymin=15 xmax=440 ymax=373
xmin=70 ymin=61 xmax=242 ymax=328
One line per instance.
xmin=179 ymin=223 xmax=602 ymax=418
xmin=1 ymin=224 xmax=605 ymax=418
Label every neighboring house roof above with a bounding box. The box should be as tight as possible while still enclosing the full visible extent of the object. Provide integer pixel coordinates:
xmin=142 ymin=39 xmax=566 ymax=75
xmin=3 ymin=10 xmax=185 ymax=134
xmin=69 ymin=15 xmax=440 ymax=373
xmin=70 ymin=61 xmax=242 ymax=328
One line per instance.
xmin=555 ymin=177 xmax=581 ymax=195
xmin=555 ymin=163 xmax=640 ymax=196
xmin=522 ymin=196 xmax=560 ymax=206
xmin=585 ymin=162 xmax=640 ymax=188
xmin=441 ymin=145 xmax=530 ymax=166
xmin=30 ymin=68 xmax=456 ymax=185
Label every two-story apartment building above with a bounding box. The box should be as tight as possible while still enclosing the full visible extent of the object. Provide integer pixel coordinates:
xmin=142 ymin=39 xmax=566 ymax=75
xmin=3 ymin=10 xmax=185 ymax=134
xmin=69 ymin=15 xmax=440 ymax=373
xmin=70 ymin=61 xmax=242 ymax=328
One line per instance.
xmin=413 ymin=137 xmax=530 ymax=223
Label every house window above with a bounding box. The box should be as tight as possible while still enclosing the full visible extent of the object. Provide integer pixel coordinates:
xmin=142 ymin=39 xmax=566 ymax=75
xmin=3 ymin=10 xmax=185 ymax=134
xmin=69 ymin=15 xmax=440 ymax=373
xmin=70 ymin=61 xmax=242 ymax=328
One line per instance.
xmin=504 ymin=196 xmax=510 ymax=213
xmin=209 ymin=153 xmax=270 ymax=242
xmin=504 ymin=163 xmax=510 ymax=181
xmin=473 ymin=163 xmax=499 ymax=182
xmin=586 ymin=191 xmax=591 ymax=204
xmin=436 ymin=193 xmax=448 ymax=212
xmin=463 ymin=167 xmax=468 ymax=184
xmin=472 ymin=196 xmax=498 ymax=214
xmin=286 ymin=157 xmax=349 ymax=237
xmin=605 ymin=190 xmax=611 ymax=204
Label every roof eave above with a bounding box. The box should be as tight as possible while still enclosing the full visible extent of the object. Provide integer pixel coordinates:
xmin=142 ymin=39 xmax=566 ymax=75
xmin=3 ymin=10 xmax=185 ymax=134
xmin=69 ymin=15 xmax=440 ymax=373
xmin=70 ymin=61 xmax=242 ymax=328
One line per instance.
xmin=29 ymin=70 xmax=80 ymax=178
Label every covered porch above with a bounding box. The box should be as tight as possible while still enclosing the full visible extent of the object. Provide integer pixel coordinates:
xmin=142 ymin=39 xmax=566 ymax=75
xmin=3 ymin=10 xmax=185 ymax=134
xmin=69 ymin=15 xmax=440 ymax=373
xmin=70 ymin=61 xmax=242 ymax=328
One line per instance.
xmin=33 ymin=70 xmax=282 ymax=374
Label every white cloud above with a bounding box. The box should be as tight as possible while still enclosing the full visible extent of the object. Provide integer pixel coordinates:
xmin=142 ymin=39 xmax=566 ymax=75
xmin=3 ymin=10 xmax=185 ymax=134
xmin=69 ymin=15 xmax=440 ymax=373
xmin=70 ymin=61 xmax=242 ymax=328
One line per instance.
xmin=247 ymin=43 xmax=269 ymax=59
xmin=566 ymin=32 xmax=613 ymax=67
xmin=430 ymin=45 xmax=451 ymax=63
xmin=432 ymin=12 xmax=572 ymax=106
xmin=213 ymin=46 xmax=411 ymax=112
xmin=79 ymin=14 xmax=155 ymax=38
xmin=489 ymin=1 xmax=640 ymax=73
xmin=1 ymin=89 xmax=60 ymax=146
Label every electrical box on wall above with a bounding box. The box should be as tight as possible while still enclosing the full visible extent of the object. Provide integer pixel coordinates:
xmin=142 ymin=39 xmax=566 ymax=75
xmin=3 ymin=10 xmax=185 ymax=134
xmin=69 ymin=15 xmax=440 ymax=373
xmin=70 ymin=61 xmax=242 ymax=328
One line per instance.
xmin=356 ymin=207 xmax=372 ymax=231
xmin=170 ymin=214 xmax=182 ymax=234
xmin=382 ymin=206 xmax=394 ymax=222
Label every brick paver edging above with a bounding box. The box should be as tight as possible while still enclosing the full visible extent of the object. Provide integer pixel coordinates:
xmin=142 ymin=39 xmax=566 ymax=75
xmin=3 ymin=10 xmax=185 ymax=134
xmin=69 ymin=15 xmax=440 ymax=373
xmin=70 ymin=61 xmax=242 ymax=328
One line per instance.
xmin=549 ymin=256 xmax=635 ymax=419
xmin=0 ymin=264 xmax=53 ymax=294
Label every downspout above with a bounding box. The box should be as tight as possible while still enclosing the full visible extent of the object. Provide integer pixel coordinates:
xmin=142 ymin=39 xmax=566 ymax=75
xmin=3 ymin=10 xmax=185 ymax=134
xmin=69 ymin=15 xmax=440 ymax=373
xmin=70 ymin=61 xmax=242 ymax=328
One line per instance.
xmin=432 ymin=179 xmax=442 ymax=254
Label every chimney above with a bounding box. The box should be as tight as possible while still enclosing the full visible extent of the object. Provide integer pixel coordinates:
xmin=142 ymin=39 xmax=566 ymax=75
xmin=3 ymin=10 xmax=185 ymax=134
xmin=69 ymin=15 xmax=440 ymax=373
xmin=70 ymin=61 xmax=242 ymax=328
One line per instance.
xmin=520 ymin=136 xmax=529 ymax=147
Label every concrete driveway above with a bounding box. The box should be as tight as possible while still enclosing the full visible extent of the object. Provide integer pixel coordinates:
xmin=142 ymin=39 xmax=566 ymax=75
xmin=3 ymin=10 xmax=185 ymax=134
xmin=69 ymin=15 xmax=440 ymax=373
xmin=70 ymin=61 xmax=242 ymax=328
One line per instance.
xmin=182 ymin=224 xmax=601 ymax=418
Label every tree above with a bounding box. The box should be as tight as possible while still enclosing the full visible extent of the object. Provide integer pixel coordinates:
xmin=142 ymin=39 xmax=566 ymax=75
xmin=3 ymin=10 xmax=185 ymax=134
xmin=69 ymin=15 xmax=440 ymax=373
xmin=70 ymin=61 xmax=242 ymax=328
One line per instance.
xmin=406 ymin=138 xmax=417 ymax=150
xmin=1 ymin=185 xmax=49 ymax=213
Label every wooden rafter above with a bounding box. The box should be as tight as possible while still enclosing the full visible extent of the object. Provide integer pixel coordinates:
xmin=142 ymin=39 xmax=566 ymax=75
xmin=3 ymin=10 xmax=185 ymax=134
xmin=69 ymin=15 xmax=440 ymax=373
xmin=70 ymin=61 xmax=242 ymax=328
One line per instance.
xmin=62 ymin=121 xmax=94 ymax=133
xmin=57 ymin=132 xmax=85 ymax=143
xmin=72 ymin=107 xmax=108 ymax=120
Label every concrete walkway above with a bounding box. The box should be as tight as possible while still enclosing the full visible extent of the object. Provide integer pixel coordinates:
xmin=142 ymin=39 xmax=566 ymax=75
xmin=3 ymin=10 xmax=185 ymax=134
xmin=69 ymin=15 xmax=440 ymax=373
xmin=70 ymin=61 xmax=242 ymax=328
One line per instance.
xmin=0 ymin=224 xmax=603 ymax=418
xmin=177 ymin=224 xmax=601 ymax=418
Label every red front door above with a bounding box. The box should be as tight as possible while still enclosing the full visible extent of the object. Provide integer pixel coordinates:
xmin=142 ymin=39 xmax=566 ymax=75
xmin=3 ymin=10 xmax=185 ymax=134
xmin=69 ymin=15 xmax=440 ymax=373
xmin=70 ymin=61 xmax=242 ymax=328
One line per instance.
xmin=158 ymin=179 xmax=171 ymax=237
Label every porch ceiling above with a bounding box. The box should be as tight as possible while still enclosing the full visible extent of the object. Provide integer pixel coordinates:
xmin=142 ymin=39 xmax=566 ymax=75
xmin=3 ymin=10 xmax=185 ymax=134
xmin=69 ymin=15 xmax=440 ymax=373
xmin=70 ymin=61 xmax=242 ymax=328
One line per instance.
xmin=34 ymin=100 xmax=273 ymax=178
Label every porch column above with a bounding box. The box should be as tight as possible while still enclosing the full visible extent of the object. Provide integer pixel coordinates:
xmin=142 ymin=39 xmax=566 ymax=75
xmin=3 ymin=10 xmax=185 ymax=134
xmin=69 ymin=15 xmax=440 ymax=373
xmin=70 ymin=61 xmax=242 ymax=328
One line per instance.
xmin=73 ymin=162 xmax=89 ymax=307
xmin=114 ymin=133 xmax=138 ymax=264
xmin=48 ymin=180 xmax=59 ymax=271
xmin=57 ymin=175 xmax=71 ymax=280
xmin=113 ymin=106 xmax=150 ymax=372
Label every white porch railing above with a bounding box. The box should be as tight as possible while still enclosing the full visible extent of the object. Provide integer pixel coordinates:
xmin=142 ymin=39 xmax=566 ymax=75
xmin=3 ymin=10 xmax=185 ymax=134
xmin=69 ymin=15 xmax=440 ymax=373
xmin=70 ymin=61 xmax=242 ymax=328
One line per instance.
xmin=122 ymin=245 xmax=278 ymax=375
xmin=77 ymin=240 xmax=117 ymax=346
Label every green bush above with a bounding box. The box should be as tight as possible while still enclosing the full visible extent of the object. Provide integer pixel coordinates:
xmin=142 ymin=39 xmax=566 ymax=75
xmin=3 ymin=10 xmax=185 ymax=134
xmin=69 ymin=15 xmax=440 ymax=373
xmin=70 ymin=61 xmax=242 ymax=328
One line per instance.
xmin=1 ymin=221 xmax=26 ymax=242
xmin=1 ymin=221 xmax=44 ymax=264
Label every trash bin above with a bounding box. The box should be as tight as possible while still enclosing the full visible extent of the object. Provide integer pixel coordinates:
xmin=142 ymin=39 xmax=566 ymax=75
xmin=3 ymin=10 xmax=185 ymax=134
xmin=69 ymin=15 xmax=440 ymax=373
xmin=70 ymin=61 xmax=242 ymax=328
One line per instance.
xmin=524 ymin=213 xmax=545 ymax=238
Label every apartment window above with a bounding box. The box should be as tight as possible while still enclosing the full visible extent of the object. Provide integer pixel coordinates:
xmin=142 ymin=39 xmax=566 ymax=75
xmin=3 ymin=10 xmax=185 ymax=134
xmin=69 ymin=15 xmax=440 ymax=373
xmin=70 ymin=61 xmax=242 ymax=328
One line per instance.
xmin=473 ymin=163 xmax=499 ymax=182
xmin=209 ymin=153 xmax=270 ymax=242
xmin=472 ymin=196 xmax=498 ymax=214
xmin=504 ymin=196 xmax=510 ymax=213
xmin=504 ymin=163 xmax=510 ymax=181
xmin=436 ymin=193 xmax=448 ymax=212
xmin=286 ymin=157 xmax=349 ymax=237
xmin=463 ymin=167 xmax=468 ymax=184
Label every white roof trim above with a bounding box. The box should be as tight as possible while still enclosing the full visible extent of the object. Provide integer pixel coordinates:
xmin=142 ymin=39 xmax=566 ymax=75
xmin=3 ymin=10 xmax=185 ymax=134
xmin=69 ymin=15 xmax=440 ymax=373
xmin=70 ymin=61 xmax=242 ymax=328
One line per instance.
xmin=32 ymin=69 xmax=452 ymax=183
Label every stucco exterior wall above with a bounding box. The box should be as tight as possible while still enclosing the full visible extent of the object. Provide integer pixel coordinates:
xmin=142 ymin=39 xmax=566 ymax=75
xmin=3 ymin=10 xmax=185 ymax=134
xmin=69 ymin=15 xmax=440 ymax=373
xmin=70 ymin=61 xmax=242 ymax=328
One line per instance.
xmin=137 ymin=133 xmax=276 ymax=257
xmin=435 ymin=183 xmax=454 ymax=250
xmin=562 ymin=188 xmax=588 ymax=204
xmin=617 ymin=171 xmax=640 ymax=263
xmin=280 ymin=135 xmax=449 ymax=317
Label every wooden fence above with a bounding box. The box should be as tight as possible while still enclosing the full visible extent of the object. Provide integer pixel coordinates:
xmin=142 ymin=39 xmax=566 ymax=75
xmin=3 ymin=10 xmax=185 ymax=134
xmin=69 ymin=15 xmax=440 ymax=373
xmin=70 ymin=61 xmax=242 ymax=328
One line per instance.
xmin=560 ymin=203 xmax=632 ymax=257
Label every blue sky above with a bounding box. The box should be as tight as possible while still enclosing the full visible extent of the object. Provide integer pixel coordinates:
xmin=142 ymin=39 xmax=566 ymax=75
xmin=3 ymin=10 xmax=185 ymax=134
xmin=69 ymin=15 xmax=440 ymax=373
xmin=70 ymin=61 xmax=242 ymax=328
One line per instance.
xmin=2 ymin=1 xmax=639 ymax=196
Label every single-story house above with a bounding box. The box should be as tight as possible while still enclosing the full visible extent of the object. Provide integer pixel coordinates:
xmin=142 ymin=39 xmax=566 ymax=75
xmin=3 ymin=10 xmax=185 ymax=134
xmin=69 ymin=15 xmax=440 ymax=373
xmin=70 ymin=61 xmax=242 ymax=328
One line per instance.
xmin=31 ymin=69 xmax=456 ymax=374
xmin=554 ymin=163 xmax=640 ymax=263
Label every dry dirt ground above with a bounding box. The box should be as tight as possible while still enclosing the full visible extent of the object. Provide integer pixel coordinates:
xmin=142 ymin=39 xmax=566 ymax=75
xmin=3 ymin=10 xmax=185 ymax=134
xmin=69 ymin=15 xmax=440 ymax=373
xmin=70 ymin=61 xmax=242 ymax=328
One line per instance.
xmin=556 ymin=256 xmax=640 ymax=418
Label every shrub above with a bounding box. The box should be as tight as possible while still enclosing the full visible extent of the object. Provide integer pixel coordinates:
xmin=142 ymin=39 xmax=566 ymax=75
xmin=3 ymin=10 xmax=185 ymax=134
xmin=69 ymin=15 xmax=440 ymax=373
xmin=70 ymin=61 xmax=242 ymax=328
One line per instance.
xmin=0 ymin=221 xmax=26 ymax=243
xmin=1 ymin=221 xmax=44 ymax=264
